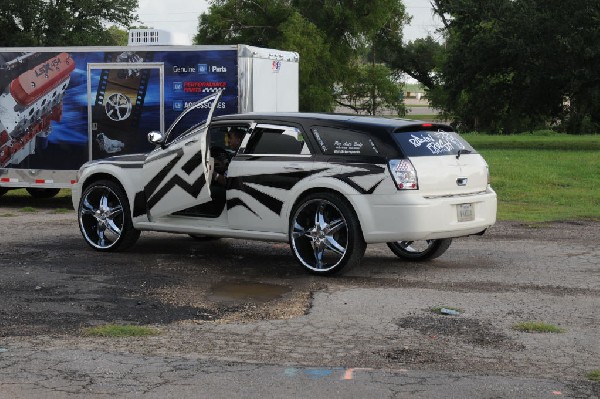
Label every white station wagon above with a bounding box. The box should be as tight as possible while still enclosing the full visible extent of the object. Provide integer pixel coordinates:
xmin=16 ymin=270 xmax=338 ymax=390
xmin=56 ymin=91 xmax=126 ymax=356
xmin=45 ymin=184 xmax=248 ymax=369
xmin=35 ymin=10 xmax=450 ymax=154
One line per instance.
xmin=73 ymin=93 xmax=497 ymax=275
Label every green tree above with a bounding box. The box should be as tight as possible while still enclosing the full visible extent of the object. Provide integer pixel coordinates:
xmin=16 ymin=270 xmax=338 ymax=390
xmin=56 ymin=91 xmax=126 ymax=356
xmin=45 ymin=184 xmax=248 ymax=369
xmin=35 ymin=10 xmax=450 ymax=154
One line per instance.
xmin=195 ymin=1 xmax=333 ymax=111
xmin=430 ymin=0 xmax=600 ymax=133
xmin=195 ymin=0 xmax=409 ymax=113
xmin=275 ymin=12 xmax=335 ymax=112
xmin=336 ymin=62 xmax=405 ymax=115
xmin=0 ymin=0 xmax=139 ymax=46
xmin=106 ymin=25 xmax=129 ymax=46
xmin=382 ymin=36 xmax=444 ymax=92
xmin=0 ymin=0 xmax=44 ymax=46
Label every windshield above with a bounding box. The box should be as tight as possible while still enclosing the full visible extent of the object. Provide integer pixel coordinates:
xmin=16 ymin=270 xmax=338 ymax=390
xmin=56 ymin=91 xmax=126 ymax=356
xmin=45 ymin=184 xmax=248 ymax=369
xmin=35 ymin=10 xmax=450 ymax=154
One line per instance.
xmin=392 ymin=130 xmax=476 ymax=157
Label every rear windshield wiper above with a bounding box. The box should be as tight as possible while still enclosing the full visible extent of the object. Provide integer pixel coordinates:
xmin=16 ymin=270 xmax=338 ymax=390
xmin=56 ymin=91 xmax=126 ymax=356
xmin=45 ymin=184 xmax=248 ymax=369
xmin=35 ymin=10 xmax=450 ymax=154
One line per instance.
xmin=456 ymin=149 xmax=472 ymax=159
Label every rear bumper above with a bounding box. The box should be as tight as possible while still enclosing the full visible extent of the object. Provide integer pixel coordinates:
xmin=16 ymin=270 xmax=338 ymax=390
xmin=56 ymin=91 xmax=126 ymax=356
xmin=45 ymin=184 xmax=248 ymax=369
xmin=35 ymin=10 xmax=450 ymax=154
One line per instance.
xmin=354 ymin=186 xmax=497 ymax=243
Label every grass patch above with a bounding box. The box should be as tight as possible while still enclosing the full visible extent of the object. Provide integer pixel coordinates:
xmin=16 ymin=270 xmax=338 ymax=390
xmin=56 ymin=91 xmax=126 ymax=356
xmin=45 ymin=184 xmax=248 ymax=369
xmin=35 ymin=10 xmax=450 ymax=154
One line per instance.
xmin=463 ymin=133 xmax=600 ymax=151
xmin=0 ymin=189 xmax=72 ymax=210
xmin=83 ymin=324 xmax=160 ymax=338
xmin=456 ymin=134 xmax=600 ymax=222
xmin=19 ymin=207 xmax=37 ymax=213
xmin=482 ymin=149 xmax=600 ymax=222
xmin=2 ymin=188 xmax=72 ymax=199
xmin=587 ymin=370 xmax=600 ymax=382
xmin=430 ymin=306 xmax=463 ymax=315
xmin=512 ymin=321 xmax=565 ymax=333
xmin=52 ymin=208 xmax=73 ymax=214
xmin=0 ymin=213 xmax=15 ymax=217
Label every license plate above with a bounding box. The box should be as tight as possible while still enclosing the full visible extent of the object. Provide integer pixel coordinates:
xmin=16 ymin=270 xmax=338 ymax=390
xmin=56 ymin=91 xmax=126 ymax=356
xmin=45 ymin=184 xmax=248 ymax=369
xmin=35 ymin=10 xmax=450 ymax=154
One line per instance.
xmin=457 ymin=203 xmax=474 ymax=222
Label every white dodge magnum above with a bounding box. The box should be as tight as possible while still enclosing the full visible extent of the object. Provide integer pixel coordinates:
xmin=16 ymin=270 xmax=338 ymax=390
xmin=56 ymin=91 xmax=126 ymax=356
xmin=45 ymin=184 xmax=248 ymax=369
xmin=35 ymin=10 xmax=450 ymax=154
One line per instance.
xmin=73 ymin=93 xmax=497 ymax=275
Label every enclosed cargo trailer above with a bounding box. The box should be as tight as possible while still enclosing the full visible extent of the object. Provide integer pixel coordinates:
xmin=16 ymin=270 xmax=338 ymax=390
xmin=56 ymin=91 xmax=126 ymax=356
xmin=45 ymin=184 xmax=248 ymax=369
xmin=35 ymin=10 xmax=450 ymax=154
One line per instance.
xmin=0 ymin=44 xmax=299 ymax=197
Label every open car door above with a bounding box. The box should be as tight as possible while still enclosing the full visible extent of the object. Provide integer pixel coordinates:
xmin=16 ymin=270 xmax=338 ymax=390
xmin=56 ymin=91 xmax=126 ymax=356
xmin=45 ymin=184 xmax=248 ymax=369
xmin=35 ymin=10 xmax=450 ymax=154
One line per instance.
xmin=142 ymin=92 xmax=222 ymax=221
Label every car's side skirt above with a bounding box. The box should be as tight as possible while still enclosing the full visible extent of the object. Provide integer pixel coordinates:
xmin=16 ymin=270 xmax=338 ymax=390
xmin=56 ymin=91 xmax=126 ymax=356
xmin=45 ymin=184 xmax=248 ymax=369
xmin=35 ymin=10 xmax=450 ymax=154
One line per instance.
xmin=134 ymin=221 xmax=288 ymax=242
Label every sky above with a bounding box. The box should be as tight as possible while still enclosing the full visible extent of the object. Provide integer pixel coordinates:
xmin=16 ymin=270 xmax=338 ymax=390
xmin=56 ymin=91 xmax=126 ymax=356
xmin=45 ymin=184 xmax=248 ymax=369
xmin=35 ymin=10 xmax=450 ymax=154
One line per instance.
xmin=136 ymin=0 xmax=443 ymax=44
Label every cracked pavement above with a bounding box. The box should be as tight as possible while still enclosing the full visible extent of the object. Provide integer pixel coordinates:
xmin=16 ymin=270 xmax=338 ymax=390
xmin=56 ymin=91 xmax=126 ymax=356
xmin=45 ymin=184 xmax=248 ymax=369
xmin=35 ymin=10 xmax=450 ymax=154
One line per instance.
xmin=0 ymin=202 xmax=599 ymax=397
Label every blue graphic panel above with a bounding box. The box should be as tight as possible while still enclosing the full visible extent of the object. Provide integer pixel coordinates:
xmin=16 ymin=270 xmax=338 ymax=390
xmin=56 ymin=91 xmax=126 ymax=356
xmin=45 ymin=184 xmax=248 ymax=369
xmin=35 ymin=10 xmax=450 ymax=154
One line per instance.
xmin=6 ymin=49 xmax=239 ymax=170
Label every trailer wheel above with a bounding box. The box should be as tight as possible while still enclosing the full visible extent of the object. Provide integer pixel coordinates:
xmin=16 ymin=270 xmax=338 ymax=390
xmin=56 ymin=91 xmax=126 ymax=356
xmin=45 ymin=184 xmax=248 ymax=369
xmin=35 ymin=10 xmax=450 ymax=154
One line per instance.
xmin=26 ymin=188 xmax=61 ymax=199
xmin=78 ymin=180 xmax=139 ymax=251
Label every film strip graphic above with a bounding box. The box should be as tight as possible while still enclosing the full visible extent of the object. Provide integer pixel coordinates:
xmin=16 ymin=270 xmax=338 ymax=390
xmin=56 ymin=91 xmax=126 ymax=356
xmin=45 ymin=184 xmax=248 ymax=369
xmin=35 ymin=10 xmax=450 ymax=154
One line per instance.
xmin=91 ymin=51 xmax=157 ymax=159
xmin=94 ymin=51 xmax=154 ymax=129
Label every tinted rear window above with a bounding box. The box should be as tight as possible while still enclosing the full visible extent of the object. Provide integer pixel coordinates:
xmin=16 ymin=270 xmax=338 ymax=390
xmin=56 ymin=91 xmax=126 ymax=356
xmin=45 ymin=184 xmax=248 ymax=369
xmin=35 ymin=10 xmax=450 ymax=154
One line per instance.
xmin=312 ymin=127 xmax=380 ymax=156
xmin=393 ymin=131 xmax=476 ymax=157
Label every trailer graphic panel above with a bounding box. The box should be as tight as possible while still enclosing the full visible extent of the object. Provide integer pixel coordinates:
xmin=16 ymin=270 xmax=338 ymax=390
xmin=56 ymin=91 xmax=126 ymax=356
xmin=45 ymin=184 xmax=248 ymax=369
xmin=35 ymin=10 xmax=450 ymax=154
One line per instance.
xmin=0 ymin=45 xmax=298 ymax=190
xmin=1 ymin=49 xmax=238 ymax=170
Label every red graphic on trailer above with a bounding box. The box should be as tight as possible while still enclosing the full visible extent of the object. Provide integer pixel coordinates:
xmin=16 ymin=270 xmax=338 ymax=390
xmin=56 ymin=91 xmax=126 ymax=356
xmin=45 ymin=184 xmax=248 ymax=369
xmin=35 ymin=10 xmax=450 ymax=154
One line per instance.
xmin=0 ymin=52 xmax=75 ymax=167
xmin=183 ymin=81 xmax=227 ymax=93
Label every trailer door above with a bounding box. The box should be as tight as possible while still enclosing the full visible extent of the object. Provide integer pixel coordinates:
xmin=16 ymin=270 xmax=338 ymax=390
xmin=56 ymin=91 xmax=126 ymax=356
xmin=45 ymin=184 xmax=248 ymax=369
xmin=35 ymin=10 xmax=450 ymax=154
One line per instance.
xmin=250 ymin=57 xmax=299 ymax=112
xmin=87 ymin=61 xmax=164 ymax=160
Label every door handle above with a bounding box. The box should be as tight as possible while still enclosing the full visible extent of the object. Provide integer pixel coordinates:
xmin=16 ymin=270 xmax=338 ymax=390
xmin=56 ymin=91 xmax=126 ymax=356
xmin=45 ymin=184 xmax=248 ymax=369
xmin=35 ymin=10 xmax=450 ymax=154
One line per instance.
xmin=185 ymin=140 xmax=198 ymax=146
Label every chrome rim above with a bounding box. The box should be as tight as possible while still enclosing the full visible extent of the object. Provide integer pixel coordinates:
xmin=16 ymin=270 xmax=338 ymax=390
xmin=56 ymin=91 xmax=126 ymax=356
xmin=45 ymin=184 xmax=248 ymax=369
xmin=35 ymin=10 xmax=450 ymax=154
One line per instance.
xmin=291 ymin=199 xmax=348 ymax=272
xmin=395 ymin=240 xmax=435 ymax=254
xmin=79 ymin=185 xmax=124 ymax=249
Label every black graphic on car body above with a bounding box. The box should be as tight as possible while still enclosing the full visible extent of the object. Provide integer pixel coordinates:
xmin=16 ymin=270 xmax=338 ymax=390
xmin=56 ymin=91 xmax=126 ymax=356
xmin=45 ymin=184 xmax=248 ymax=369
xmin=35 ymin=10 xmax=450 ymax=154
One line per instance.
xmin=73 ymin=92 xmax=497 ymax=275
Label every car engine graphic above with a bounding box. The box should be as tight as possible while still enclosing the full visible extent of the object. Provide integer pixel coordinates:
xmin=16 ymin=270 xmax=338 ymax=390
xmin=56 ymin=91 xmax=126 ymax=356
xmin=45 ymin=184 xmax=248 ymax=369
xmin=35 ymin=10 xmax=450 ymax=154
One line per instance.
xmin=0 ymin=52 xmax=75 ymax=167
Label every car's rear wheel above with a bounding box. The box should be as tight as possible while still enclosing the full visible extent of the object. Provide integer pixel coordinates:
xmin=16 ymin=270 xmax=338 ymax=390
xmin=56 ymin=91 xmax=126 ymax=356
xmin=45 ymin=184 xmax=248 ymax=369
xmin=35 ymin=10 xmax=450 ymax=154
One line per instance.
xmin=386 ymin=239 xmax=452 ymax=261
xmin=0 ymin=187 xmax=8 ymax=197
xmin=78 ymin=180 xmax=139 ymax=251
xmin=289 ymin=192 xmax=365 ymax=275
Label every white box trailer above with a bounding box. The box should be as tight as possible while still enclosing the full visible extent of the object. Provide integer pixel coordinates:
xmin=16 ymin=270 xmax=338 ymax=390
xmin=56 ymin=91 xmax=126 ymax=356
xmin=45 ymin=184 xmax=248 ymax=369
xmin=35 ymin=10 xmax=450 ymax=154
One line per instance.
xmin=0 ymin=44 xmax=299 ymax=197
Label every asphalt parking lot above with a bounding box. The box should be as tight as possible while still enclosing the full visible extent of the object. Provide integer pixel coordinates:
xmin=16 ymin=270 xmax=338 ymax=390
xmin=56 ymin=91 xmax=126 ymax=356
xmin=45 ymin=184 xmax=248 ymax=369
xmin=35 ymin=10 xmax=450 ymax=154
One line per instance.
xmin=0 ymin=198 xmax=599 ymax=397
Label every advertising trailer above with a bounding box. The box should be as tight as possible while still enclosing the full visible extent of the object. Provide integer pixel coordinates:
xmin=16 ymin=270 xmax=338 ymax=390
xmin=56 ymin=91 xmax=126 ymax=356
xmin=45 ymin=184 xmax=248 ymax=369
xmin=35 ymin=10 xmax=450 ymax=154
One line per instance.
xmin=0 ymin=44 xmax=299 ymax=197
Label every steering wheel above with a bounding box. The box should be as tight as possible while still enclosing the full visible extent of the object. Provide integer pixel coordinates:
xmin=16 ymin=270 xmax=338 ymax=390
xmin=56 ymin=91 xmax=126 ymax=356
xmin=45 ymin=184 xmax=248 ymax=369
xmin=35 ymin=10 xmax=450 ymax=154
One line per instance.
xmin=211 ymin=146 xmax=229 ymax=174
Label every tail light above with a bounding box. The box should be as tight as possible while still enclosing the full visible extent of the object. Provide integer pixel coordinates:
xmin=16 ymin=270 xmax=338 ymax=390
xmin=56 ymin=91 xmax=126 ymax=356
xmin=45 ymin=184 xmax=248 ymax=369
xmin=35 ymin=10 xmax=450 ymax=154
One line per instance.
xmin=388 ymin=159 xmax=418 ymax=190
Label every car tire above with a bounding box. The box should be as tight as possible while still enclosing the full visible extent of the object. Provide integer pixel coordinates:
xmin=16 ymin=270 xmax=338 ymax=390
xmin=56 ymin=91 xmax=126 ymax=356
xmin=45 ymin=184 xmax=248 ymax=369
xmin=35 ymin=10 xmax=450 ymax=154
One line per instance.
xmin=386 ymin=239 xmax=452 ymax=261
xmin=289 ymin=192 xmax=366 ymax=275
xmin=0 ymin=187 xmax=8 ymax=197
xmin=78 ymin=180 xmax=140 ymax=251
xmin=26 ymin=188 xmax=61 ymax=199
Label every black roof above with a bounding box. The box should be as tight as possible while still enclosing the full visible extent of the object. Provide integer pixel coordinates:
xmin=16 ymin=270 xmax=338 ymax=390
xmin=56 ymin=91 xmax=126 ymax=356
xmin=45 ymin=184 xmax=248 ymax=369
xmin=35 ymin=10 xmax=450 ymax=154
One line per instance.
xmin=212 ymin=113 xmax=453 ymax=159
xmin=212 ymin=112 xmax=450 ymax=133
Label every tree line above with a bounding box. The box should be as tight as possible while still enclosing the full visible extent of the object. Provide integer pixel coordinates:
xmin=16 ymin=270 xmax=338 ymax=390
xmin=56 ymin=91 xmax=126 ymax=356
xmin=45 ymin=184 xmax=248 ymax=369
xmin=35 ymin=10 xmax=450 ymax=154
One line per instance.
xmin=0 ymin=0 xmax=137 ymax=46
xmin=428 ymin=0 xmax=599 ymax=134
xmin=1 ymin=0 xmax=598 ymax=134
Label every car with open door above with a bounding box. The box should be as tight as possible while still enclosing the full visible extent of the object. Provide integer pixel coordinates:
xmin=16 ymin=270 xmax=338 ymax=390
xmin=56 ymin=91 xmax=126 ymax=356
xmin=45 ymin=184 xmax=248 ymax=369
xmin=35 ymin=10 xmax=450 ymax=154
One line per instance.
xmin=73 ymin=92 xmax=497 ymax=275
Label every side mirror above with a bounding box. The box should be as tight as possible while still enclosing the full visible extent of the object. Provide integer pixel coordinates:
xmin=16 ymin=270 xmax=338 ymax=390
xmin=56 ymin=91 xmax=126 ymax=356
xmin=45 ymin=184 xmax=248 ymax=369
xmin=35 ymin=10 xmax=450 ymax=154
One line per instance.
xmin=147 ymin=131 xmax=164 ymax=146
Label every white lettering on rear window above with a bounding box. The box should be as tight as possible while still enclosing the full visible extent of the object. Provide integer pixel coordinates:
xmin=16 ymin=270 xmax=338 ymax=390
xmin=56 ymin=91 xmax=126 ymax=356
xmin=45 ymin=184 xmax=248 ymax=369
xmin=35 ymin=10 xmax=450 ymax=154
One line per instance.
xmin=408 ymin=132 xmax=466 ymax=155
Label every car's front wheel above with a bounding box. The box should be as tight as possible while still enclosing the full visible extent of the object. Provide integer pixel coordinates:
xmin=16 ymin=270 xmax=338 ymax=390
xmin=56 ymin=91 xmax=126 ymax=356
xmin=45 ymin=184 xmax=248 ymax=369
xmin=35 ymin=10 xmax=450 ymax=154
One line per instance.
xmin=386 ymin=239 xmax=452 ymax=261
xmin=289 ymin=192 xmax=365 ymax=275
xmin=78 ymin=180 xmax=139 ymax=251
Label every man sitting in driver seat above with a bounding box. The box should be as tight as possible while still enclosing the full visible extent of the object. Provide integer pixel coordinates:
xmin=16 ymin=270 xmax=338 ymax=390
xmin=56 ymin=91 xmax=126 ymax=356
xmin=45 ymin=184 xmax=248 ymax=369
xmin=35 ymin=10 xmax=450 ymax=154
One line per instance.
xmin=213 ymin=127 xmax=245 ymax=186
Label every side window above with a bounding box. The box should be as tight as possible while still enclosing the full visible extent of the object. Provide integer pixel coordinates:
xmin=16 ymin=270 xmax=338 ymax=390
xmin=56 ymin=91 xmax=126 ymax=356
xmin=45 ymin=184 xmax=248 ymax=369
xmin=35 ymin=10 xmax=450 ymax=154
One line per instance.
xmin=245 ymin=125 xmax=308 ymax=155
xmin=311 ymin=126 xmax=380 ymax=156
xmin=209 ymin=125 xmax=249 ymax=155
